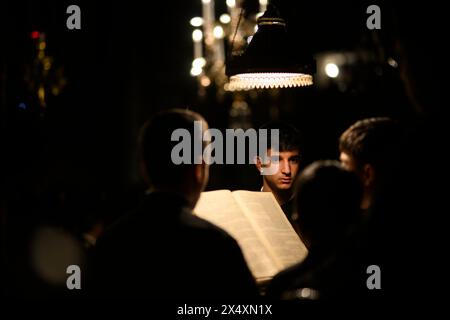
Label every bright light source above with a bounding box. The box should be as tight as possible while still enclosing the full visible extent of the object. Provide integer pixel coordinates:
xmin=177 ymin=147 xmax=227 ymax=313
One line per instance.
xmin=256 ymin=12 xmax=264 ymax=19
xmin=190 ymin=17 xmax=204 ymax=27
xmin=259 ymin=0 xmax=268 ymax=5
xmin=213 ymin=26 xmax=224 ymax=39
xmin=193 ymin=57 xmax=206 ymax=69
xmin=190 ymin=66 xmax=203 ymax=77
xmin=200 ymin=76 xmax=211 ymax=87
xmin=300 ymin=288 xmax=312 ymax=299
xmin=254 ymin=25 xmax=259 ymax=33
xmin=247 ymin=36 xmax=253 ymax=44
xmin=202 ymin=0 xmax=211 ymax=4
xmin=192 ymin=29 xmax=203 ymax=42
xmin=387 ymin=57 xmax=398 ymax=68
xmin=226 ymin=0 xmax=236 ymax=8
xmin=220 ymin=14 xmax=231 ymax=24
xmin=325 ymin=63 xmax=339 ymax=78
xmin=227 ymin=73 xmax=313 ymax=90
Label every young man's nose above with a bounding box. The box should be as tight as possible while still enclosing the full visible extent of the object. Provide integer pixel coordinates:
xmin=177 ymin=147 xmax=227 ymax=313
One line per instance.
xmin=281 ymin=160 xmax=291 ymax=175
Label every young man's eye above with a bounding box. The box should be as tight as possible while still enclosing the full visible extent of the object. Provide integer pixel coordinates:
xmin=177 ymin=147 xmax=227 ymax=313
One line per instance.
xmin=290 ymin=157 xmax=300 ymax=163
xmin=271 ymin=158 xmax=280 ymax=164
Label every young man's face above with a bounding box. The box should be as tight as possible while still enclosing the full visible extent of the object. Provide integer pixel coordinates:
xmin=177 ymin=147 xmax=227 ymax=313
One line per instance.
xmin=263 ymin=149 xmax=301 ymax=191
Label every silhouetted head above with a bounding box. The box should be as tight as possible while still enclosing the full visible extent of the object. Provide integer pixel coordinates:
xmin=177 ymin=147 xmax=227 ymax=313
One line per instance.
xmin=139 ymin=109 xmax=209 ymax=208
xmin=293 ymin=160 xmax=362 ymax=250
xmin=339 ymin=117 xmax=401 ymax=209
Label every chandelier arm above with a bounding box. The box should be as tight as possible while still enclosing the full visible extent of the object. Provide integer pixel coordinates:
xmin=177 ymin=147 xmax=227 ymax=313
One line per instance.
xmin=229 ymin=8 xmax=245 ymax=60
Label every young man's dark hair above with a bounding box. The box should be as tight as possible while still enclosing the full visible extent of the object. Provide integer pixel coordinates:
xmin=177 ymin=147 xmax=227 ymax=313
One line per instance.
xmin=339 ymin=117 xmax=402 ymax=210
xmin=339 ymin=117 xmax=398 ymax=173
xmin=259 ymin=121 xmax=303 ymax=153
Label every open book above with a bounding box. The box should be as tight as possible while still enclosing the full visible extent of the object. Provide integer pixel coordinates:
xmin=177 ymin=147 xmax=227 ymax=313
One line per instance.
xmin=194 ymin=190 xmax=308 ymax=283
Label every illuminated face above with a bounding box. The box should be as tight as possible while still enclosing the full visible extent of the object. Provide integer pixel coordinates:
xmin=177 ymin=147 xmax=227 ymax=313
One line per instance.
xmin=263 ymin=149 xmax=301 ymax=191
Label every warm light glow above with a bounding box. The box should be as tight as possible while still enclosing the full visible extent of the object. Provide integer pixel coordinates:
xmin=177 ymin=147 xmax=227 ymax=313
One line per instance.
xmin=192 ymin=29 xmax=203 ymax=42
xmin=227 ymin=73 xmax=313 ymax=91
xmin=52 ymin=87 xmax=60 ymax=96
xmin=38 ymin=86 xmax=45 ymax=102
xmin=190 ymin=17 xmax=204 ymax=27
xmin=193 ymin=57 xmax=206 ymax=69
xmin=190 ymin=66 xmax=203 ymax=77
xmin=30 ymin=227 xmax=83 ymax=286
xmin=226 ymin=0 xmax=236 ymax=8
xmin=200 ymin=75 xmax=211 ymax=87
xmin=220 ymin=14 xmax=231 ymax=24
xmin=259 ymin=0 xmax=268 ymax=5
xmin=43 ymin=59 xmax=51 ymax=71
xmin=39 ymin=42 xmax=46 ymax=50
xmin=300 ymin=288 xmax=312 ymax=299
xmin=388 ymin=57 xmax=398 ymax=68
xmin=202 ymin=0 xmax=211 ymax=4
xmin=325 ymin=63 xmax=339 ymax=78
xmin=256 ymin=12 xmax=264 ymax=19
xmin=213 ymin=26 xmax=224 ymax=39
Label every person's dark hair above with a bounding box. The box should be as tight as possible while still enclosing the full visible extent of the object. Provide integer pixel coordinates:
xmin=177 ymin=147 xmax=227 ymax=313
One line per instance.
xmin=339 ymin=117 xmax=400 ymax=172
xmin=139 ymin=109 xmax=205 ymax=188
xmin=294 ymin=160 xmax=362 ymax=249
xmin=259 ymin=121 xmax=303 ymax=152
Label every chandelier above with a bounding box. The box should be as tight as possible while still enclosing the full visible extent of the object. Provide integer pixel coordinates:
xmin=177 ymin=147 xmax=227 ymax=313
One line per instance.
xmin=189 ymin=0 xmax=267 ymax=94
xmin=189 ymin=1 xmax=314 ymax=93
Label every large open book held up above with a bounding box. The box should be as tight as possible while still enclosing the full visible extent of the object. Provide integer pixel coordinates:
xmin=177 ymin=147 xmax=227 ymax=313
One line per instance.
xmin=194 ymin=190 xmax=308 ymax=283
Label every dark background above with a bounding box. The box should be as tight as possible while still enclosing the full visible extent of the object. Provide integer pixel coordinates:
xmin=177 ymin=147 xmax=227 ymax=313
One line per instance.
xmin=0 ymin=0 xmax=446 ymax=298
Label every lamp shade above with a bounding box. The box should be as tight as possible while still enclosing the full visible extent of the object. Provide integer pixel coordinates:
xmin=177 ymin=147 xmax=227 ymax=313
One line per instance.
xmin=226 ymin=5 xmax=315 ymax=90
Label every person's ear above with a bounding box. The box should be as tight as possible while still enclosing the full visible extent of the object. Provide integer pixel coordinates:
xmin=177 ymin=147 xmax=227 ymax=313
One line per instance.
xmin=362 ymin=164 xmax=375 ymax=187
xmin=194 ymin=162 xmax=209 ymax=189
xmin=255 ymin=156 xmax=263 ymax=173
xmin=194 ymin=164 xmax=203 ymax=185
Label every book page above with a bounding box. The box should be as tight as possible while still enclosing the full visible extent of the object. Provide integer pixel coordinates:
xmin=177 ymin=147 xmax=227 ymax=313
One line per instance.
xmin=194 ymin=190 xmax=278 ymax=280
xmin=233 ymin=191 xmax=308 ymax=270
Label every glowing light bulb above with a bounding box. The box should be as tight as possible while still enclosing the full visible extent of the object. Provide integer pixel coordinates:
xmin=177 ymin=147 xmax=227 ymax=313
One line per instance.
xmin=213 ymin=26 xmax=224 ymax=39
xmin=190 ymin=66 xmax=203 ymax=77
xmin=226 ymin=0 xmax=236 ymax=8
xmin=220 ymin=14 xmax=231 ymax=24
xmin=192 ymin=29 xmax=203 ymax=42
xmin=325 ymin=63 xmax=339 ymax=78
xmin=190 ymin=17 xmax=203 ymax=27
xmin=193 ymin=57 xmax=206 ymax=69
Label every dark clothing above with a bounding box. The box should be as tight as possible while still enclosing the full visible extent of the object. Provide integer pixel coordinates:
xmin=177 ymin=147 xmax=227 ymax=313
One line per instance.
xmin=266 ymin=241 xmax=369 ymax=301
xmin=90 ymin=191 xmax=258 ymax=300
xmin=281 ymin=199 xmax=294 ymax=223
